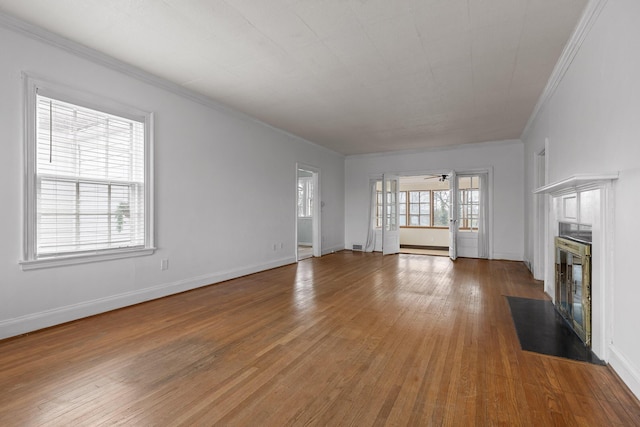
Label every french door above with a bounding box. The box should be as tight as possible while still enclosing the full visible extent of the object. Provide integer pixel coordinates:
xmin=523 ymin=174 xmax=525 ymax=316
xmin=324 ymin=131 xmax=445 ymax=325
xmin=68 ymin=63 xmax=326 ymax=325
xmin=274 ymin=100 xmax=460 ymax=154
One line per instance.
xmin=382 ymin=173 xmax=400 ymax=255
xmin=449 ymin=170 xmax=458 ymax=260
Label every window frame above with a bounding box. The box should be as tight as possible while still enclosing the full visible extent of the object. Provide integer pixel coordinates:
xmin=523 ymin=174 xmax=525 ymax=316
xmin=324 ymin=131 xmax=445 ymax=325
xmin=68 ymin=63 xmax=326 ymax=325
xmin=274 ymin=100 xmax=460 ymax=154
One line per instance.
xmin=20 ymin=74 xmax=155 ymax=270
xmin=376 ymin=189 xmax=450 ymax=229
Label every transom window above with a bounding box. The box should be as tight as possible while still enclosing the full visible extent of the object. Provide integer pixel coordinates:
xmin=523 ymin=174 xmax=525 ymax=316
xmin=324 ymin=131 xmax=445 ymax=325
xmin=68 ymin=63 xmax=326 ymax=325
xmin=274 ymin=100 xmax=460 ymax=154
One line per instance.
xmin=21 ymin=76 xmax=154 ymax=269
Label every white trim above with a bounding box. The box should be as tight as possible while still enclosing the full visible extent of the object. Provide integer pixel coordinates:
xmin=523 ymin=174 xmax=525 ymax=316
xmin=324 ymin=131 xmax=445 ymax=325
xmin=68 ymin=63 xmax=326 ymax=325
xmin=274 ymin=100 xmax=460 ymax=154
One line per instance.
xmin=296 ymin=163 xmax=322 ymax=259
xmin=533 ymin=147 xmax=548 ymax=280
xmin=346 ymin=139 xmax=522 ymax=160
xmin=492 ymin=252 xmax=523 ymax=261
xmin=2 ymin=256 xmax=296 ymax=340
xmin=0 ymin=12 xmax=343 ymax=159
xmin=533 ymin=173 xmax=619 ymax=195
xmin=609 ymin=345 xmax=640 ymax=400
xmin=521 ymin=0 xmax=609 ymax=139
xmin=322 ymin=245 xmax=344 ymax=256
xmin=20 ymin=247 xmax=156 ymax=271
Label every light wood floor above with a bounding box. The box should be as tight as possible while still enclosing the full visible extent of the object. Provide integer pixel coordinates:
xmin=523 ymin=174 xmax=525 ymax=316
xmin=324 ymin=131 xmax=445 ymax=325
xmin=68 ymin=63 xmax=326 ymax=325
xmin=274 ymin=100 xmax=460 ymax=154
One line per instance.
xmin=1 ymin=252 xmax=639 ymax=426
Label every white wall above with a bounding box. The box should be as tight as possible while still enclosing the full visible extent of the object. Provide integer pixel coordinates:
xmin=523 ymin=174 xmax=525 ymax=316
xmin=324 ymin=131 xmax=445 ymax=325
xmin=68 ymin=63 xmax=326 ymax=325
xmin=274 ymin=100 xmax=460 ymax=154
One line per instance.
xmin=522 ymin=0 xmax=640 ymax=398
xmin=400 ymin=228 xmax=449 ymax=247
xmin=0 ymin=22 xmax=344 ymax=339
xmin=345 ymin=140 xmax=524 ymax=260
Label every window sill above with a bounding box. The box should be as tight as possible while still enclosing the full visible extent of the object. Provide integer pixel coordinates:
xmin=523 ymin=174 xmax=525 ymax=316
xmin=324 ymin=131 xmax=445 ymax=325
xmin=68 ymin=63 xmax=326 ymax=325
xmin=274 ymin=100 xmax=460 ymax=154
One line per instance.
xmin=20 ymin=247 xmax=156 ymax=271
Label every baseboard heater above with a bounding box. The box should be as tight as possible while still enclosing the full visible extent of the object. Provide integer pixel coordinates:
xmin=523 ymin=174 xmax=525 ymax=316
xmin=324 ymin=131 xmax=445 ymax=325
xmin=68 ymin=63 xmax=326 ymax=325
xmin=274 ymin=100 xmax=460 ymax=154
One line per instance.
xmin=400 ymin=244 xmax=448 ymax=251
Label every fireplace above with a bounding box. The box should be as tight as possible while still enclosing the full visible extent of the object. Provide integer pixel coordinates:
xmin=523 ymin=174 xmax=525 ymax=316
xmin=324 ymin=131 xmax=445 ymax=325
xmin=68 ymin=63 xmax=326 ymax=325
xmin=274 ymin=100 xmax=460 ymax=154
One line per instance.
xmin=555 ymin=223 xmax=592 ymax=346
xmin=534 ymin=172 xmax=618 ymax=359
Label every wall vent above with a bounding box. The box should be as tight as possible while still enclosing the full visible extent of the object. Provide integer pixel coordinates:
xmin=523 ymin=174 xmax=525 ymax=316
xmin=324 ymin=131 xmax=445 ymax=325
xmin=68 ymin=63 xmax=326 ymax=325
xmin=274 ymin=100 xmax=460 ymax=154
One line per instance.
xmin=352 ymin=244 xmax=363 ymax=251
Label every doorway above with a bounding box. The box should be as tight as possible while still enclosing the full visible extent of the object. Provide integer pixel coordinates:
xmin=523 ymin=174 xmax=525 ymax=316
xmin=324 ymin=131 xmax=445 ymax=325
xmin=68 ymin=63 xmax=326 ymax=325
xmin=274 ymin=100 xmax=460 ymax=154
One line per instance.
xmin=372 ymin=170 xmax=490 ymax=259
xmin=397 ymin=174 xmax=451 ymax=257
xmin=534 ymin=147 xmax=548 ymax=280
xmin=297 ymin=165 xmax=320 ymax=261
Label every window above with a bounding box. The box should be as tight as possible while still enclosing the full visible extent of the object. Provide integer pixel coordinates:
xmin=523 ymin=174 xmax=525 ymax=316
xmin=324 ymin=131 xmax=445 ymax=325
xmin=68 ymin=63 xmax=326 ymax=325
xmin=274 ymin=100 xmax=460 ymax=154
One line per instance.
xmin=375 ymin=189 xmax=450 ymax=228
xmin=408 ymin=191 xmax=430 ymax=226
xmin=432 ymin=190 xmax=451 ymax=227
xmin=298 ymin=176 xmax=313 ymax=217
xmin=458 ymin=176 xmax=480 ymax=230
xmin=21 ymin=76 xmax=154 ymax=269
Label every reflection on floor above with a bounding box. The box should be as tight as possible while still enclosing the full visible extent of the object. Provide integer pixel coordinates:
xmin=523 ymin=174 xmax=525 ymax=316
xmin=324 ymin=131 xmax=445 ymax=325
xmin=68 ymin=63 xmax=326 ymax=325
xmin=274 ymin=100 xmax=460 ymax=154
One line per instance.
xmin=298 ymin=245 xmax=313 ymax=260
xmin=399 ymin=248 xmax=449 ymax=257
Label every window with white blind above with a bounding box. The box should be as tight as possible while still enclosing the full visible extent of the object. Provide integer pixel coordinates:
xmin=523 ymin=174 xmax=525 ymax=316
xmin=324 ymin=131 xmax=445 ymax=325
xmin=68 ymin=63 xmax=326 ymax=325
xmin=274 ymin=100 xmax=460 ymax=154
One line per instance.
xmin=297 ymin=176 xmax=313 ymax=218
xmin=21 ymin=76 xmax=154 ymax=269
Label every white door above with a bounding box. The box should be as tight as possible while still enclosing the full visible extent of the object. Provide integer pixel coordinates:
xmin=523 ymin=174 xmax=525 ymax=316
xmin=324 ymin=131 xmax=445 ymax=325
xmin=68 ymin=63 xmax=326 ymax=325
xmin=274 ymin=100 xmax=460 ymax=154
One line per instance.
xmin=449 ymin=171 xmax=458 ymax=260
xmin=382 ymin=173 xmax=400 ymax=255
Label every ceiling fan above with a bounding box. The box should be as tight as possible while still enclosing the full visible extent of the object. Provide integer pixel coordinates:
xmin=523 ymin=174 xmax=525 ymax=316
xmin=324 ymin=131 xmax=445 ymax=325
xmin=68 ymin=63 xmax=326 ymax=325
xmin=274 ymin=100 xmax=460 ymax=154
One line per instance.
xmin=424 ymin=174 xmax=449 ymax=182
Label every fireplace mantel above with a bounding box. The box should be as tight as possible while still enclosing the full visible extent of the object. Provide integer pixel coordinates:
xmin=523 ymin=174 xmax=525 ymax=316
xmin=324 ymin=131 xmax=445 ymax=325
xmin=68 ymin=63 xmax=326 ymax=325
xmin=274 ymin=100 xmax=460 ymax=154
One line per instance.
xmin=533 ymin=173 xmax=618 ymax=196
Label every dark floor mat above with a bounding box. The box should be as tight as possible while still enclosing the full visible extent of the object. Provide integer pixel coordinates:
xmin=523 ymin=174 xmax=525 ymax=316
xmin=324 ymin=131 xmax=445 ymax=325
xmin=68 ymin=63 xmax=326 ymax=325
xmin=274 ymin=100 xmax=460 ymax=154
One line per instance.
xmin=506 ymin=296 xmax=604 ymax=365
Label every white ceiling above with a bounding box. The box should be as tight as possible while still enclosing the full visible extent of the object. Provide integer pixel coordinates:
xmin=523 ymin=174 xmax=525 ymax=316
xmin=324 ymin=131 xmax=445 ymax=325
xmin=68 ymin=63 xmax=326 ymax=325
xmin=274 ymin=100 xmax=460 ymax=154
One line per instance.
xmin=0 ymin=0 xmax=588 ymax=155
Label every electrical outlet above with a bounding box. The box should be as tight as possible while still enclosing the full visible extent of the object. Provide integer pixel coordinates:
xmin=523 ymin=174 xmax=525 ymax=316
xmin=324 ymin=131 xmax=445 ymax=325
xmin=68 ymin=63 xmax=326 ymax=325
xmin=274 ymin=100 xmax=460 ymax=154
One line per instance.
xmin=160 ymin=259 xmax=169 ymax=270
xmin=272 ymin=244 xmax=277 ymax=251
xmin=280 ymin=242 xmax=284 ymax=249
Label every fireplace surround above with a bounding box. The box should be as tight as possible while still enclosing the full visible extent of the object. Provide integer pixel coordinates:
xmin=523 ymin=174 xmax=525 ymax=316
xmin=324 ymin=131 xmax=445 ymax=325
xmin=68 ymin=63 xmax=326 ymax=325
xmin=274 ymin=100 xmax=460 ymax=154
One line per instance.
xmin=534 ymin=173 xmax=617 ymax=360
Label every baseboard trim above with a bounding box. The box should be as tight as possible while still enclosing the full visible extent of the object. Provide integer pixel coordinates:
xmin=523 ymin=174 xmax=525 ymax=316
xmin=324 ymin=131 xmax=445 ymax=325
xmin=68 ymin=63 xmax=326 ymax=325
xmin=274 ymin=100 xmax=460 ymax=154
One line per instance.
xmin=608 ymin=345 xmax=640 ymax=400
xmin=491 ymin=252 xmax=523 ymax=261
xmin=322 ymin=244 xmax=344 ymax=256
xmin=0 ymin=256 xmax=296 ymax=340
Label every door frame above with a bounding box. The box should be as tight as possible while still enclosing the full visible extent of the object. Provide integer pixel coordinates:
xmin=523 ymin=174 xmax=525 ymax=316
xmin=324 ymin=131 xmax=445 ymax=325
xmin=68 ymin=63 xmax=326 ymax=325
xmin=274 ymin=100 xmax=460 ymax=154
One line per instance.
xmin=296 ymin=163 xmax=321 ymax=260
xmin=382 ymin=169 xmax=452 ymax=254
xmin=398 ymin=168 xmax=493 ymax=259
xmin=371 ymin=168 xmax=493 ymax=259
xmin=449 ymin=170 xmax=458 ymax=260
xmin=454 ymin=168 xmax=493 ymax=259
xmin=533 ymin=143 xmax=549 ymax=280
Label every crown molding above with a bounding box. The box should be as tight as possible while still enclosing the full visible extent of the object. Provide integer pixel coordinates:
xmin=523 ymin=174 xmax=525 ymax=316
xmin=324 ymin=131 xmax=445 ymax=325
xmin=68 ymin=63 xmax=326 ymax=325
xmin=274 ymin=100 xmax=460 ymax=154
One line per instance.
xmin=0 ymin=12 xmax=343 ymax=158
xmin=521 ymin=0 xmax=609 ymax=139
xmin=345 ymin=139 xmax=523 ymax=160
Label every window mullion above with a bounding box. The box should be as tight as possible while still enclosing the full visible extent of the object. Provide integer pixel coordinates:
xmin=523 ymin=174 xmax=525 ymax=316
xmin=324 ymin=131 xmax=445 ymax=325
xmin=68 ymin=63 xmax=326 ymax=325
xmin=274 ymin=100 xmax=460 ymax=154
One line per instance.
xmin=75 ymin=181 xmax=80 ymax=251
xmin=108 ymin=184 xmax=112 ymax=247
xmin=105 ymin=117 xmax=110 ymax=180
xmin=430 ymin=190 xmax=434 ymax=227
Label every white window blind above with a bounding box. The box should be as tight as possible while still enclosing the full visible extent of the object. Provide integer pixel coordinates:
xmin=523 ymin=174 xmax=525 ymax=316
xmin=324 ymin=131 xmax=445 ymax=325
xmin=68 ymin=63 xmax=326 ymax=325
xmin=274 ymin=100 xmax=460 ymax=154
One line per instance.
xmin=297 ymin=176 xmax=313 ymax=218
xmin=34 ymin=94 xmax=146 ymax=258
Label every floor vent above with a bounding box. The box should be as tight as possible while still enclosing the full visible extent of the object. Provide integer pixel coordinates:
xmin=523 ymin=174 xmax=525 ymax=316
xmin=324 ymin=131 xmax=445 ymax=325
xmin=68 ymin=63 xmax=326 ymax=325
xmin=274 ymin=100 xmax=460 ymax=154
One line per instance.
xmin=352 ymin=244 xmax=363 ymax=251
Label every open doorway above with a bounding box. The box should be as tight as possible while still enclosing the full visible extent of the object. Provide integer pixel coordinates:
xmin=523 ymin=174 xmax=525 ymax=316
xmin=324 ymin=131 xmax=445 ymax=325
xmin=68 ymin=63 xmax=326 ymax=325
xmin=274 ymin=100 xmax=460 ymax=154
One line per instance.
xmin=296 ymin=165 xmax=320 ymax=261
xmin=370 ymin=171 xmax=490 ymax=259
xmin=396 ymin=174 xmax=450 ymax=256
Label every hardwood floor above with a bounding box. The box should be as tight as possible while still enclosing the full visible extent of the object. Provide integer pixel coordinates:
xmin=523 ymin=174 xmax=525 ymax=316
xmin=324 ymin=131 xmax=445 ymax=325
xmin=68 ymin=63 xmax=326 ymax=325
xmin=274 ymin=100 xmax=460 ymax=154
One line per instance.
xmin=1 ymin=252 xmax=639 ymax=426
